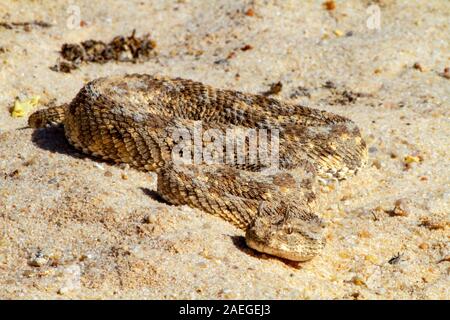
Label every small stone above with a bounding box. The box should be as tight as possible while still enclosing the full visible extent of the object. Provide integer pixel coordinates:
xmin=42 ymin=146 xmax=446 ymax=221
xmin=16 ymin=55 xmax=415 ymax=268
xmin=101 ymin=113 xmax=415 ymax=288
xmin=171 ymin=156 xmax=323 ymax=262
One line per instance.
xmin=226 ymin=51 xmax=236 ymax=60
xmin=323 ymin=80 xmax=336 ymax=89
xmin=23 ymin=157 xmax=37 ymax=166
xmin=240 ymin=44 xmax=253 ymax=51
xmin=244 ymin=8 xmax=255 ymax=16
xmin=28 ymin=256 xmax=48 ymax=267
xmin=352 ymin=276 xmax=366 ymax=286
xmin=143 ymin=214 xmax=159 ymax=224
xmin=358 ymin=230 xmax=371 ymax=238
xmin=79 ymin=253 xmax=92 ymax=261
xmin=390 ymin=199 xmax=409 ymax=217
xmin=383 ymin=102 xmax=400 ymax=109
xmin=413 ymin=62 xmax=424 ymax=72
xmin=364 ymin=255 xmax=379 ymax=264
xmin=93 ymin=163 xmax=104 ymax=170
xmin=58 ymin=286 xmax=72 ymax=295
xmin=418 ymin=243 xmax=428 ymax=250
xmin=323 ymin=0 xmax=336 ymax=10
xmin=104 ymin=170 xmax=113 ymax=177
xmin=262 ymin=81 xmax=283 ymax=96
xmin=420 ymin=219 xmax=446 ymax=230
xmin=119 ymin=163 xmax=130 ymax=170
xmin=371 ymin=159 xmax=382 ymax=169
xmin=351 ymin=292 xmax=360 ymax=299
xmin=404 ymin=155 xmax=421 ymax=164
xmin=200 ymin=248 xmax=211 ymax=259
xmin=23 ymin=270 xmax=34 ymax=278
xmin=289 ymin=86 xmax=311 ymax=99
xmin=442 ymin=67 xmax=450 ymax=79
xmin=220 ymin=288 xmax=236 ymax=299
xmin=333 ymin=29 xmax=344 ymax=37
xmin=121 ymin=173 xmax=128 ymax=180
xmin=9 ymin=169 xmax=20 ymax=178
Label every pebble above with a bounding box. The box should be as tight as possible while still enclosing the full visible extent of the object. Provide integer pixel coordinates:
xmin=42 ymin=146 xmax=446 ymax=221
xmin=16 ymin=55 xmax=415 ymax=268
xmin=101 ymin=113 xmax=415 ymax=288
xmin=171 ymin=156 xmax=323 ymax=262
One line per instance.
xmin=390 ymin=199 xmax=410 ymax=217
xmin=333 ymin=29 xmax=344 ymax=37
xmin=358 ymin=230 xmax=371 ymax=238
xmin=28 ymin=251 xmax=48 ymax=267
xmin=28 ymin=256 xmax=48 ymax=267
xmin=58 ymin=286 xmax=72 ymax=295
xmin=420 ymin=219 xmax=445 ymax=230
xmin=442 ymin=67 xmax=450 ymax=79
xmin=323 ymin=0 xmax=336 ymax=10
xmin=79 ymin=253 xmax=93 ymax=261
xmin=58 ymin=264 xmax=81 ymax=295
xmin=371 ymin=159 xmax=382 ymax=169
xmin=119 ymin=163 xmax=130 ymax=170
xmin=244 ymin=8 xmax=255 ymax=16
xmin=413 ymin=62 xmax=424 ymax=72
xmin=351 ymin=276 xmax=366 ymax=286
xmin=404 ymin=155 xmax=421 ymax=164
xmin=364 ymin=255 xmax=379 ymax=264
xmin=23 ymin=270 xmax=34 ymax=278
xmin=93 ymin=163 xmax=104 ymax=170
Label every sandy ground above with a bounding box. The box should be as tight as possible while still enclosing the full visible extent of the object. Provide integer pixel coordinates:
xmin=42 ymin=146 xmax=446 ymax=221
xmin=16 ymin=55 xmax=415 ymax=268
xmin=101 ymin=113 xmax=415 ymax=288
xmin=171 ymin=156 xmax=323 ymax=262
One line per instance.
xmin=0 ymin=0 xmax=449 ymax=299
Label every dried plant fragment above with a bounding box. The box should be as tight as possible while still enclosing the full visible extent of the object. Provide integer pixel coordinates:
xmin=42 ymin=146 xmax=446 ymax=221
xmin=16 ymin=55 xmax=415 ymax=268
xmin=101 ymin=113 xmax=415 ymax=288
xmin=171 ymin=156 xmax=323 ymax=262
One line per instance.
xmin=51 ymin=30 xmax=157 ymax=73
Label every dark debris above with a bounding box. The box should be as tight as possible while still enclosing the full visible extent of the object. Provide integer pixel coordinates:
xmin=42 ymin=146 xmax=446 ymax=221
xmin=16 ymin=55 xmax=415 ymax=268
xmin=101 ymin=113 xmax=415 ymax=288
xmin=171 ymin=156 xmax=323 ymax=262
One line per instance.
xmin=262 ymin=81 xmax=283 ymax=96
xmin=289 ymin=86 xmax=311 ymax=99
xmin=0 ymin=20 xmax=51 ymax=31
xmin=51 ymin=30 xmax=157 ymax=73
xmin=388 ymin=252 xmax=403 ymax=265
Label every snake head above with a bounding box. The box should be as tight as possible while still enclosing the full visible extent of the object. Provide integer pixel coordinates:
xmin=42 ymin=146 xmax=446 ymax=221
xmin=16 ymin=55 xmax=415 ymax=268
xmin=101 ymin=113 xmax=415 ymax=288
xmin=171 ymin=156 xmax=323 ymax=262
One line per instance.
xmin=28 ymin=105 xmax=66 ymax=128
xmin=245 ymin=202 xmax=325 ymax=261
xmin=28 ymin=110 xmax=46 ymax=128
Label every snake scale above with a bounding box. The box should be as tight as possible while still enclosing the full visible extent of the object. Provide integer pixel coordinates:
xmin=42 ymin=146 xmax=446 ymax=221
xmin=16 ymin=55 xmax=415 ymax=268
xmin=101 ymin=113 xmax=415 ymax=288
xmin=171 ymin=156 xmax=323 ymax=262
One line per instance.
xmin=28 ymin=74 xmax=367 ymax=261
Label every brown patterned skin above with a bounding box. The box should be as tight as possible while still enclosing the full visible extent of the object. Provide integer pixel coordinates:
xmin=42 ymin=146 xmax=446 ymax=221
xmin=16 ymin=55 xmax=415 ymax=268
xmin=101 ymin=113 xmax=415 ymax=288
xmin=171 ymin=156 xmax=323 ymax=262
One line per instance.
xmin=28 ymin=74 xmax=367 ymax=261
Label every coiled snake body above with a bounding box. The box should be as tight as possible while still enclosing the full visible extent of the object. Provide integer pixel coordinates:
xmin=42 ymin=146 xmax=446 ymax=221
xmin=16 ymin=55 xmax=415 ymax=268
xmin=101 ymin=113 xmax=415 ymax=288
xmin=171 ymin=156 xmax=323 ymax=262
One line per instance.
xmin=29 ymin=74 xmax=367 ymax=261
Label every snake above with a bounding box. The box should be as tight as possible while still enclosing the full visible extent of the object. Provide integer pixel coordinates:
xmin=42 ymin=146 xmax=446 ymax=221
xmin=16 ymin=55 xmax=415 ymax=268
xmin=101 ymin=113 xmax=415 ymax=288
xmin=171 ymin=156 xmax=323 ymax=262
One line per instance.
xmin=28 ymin=74 xmax=368 ymax=261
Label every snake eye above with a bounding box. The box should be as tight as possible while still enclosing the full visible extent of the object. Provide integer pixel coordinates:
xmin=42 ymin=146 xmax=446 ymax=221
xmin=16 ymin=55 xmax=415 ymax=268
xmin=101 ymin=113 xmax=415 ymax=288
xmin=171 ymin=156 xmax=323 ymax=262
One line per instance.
xmin=286 ymin=227 xmax=293 ymax=234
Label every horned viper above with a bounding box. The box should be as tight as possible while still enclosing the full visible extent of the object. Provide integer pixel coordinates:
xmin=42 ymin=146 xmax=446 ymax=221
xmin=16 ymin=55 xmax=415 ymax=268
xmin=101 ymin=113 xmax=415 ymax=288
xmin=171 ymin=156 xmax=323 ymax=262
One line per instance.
xmin=28 ymin=74 xmax=367 ymax=261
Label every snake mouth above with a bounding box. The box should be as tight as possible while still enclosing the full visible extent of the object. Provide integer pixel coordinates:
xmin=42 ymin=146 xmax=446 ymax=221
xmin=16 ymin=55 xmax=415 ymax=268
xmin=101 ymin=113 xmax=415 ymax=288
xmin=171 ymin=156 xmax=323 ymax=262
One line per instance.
xmin=245 ymin=233 xmax=319 ymax=262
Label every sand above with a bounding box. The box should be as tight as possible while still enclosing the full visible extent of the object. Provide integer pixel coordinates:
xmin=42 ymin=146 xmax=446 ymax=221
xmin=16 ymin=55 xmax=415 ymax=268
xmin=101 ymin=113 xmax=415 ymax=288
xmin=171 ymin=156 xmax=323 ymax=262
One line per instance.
xmin=0 ymin=0 xmax=449 ymax=299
